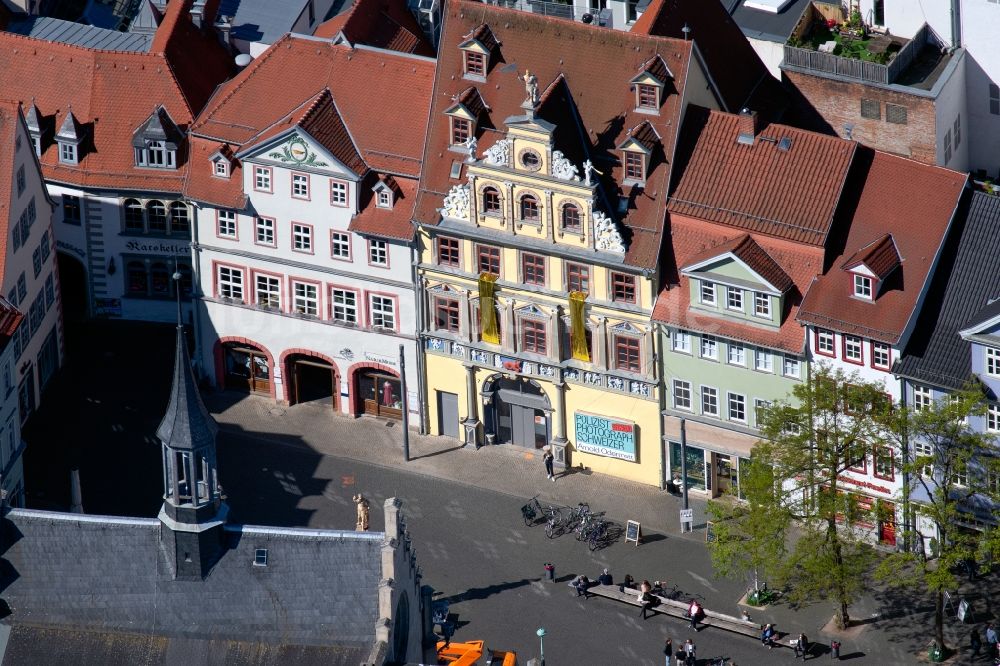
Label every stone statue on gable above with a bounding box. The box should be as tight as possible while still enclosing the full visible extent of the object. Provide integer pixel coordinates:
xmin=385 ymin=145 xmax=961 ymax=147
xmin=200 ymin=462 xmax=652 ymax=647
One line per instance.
xmin=519 ymin=69 xmax=539 ymax=107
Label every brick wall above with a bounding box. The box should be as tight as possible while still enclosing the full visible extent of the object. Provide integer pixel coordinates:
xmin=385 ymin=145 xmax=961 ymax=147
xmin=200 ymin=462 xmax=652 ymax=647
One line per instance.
xmin=784 ymin=70 xmax=938 ymax=164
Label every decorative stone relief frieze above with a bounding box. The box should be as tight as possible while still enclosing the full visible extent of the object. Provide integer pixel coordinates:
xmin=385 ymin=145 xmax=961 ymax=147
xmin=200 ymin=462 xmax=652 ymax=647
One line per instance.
xmin=593 ymin=210 xmax=626 ymax=254
xmin=442 ymin=183 xmax=471 ymax=221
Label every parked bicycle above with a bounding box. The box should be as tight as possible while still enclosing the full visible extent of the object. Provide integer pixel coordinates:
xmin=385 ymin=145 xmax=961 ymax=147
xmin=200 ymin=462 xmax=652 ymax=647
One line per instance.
xmin=520 ymin=496 xmax=543 ymax=526
xmin=543 ymin=505 xmax=568 ymax=539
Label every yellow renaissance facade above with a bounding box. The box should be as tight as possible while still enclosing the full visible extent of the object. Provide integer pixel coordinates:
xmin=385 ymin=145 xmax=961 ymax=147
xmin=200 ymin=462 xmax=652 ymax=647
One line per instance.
xmin=417 ymin=94 xmax=662 ymax=486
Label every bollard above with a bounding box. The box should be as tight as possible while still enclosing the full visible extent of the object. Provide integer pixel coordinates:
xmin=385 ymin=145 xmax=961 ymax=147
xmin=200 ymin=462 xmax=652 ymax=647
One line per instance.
xmin=830 ymin=640 xmax=841 ymax=660
xmin=544 ymin=562 xmax=555 ymax=582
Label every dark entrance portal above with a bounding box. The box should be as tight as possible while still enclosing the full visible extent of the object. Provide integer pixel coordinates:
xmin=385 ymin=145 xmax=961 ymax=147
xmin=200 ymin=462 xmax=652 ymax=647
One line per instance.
xmin=289 ymin=356 xmax=336 ymax=408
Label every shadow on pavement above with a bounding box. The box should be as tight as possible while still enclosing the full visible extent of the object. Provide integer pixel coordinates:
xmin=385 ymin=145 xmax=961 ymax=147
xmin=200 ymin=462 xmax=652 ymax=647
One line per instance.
xmin=443 ymin=577 xmax=537 ymax=604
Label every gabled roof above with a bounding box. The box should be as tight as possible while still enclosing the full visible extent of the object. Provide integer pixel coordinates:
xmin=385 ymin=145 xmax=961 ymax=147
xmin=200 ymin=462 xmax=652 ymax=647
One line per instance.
xmin=797 ymin=149 xmax=967 ymax=344
xmin=459 ymin=23 xmax=499 ymax=53
xmin=959 ymin=298 xmax=1000 ymax=339
xmin=841 ymin=233 xmax=901 ymax=281
xmin=668 ymin=106 xmax=855 ymax=246
xmin=631 ymin=54 xmax=673 ymax=85
xmin=297 ymin=89 xmax=367 ymax=175
xmin=681 ymin=233 xmax=794 ymax=293
xmin=131 ymin=106 xmax=182 ymax=149
xmin=314 ymin=0 xmax=434 ymax=57
xmin=896 ymin=192 xmax=1000 ymax=389
xmin=56 ymin=109 xmax=83 ymax=143
xmin=632 ymin=0 xmax=788 ymax=117
xmin=444 ymin=86 xmax=490 ymax=120
xmin=618 ymin=120 xmax=660 ymax=154
xmin=413 ymin=0 xmax=696 ymax=270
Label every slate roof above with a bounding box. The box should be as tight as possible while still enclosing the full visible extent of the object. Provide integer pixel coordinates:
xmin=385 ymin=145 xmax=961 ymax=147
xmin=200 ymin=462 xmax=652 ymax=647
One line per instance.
xmin=0 ymin=510 xmax=382 ymax=651
xmin=0 ymin=0 xmax=232 ymax=193
xmin=632 ymin=0 xmax=789 ymax=118
xmin=156 ymin=327 xmax=219 ymax=451
xmin=6 ymin=16 xmax=153 ymax=52
xmin=314 ymin=0 xmax=435 ymax=57
xmin=725 ymin=0 xmax=815 ymax=44
xmin=218 ymin=0 xmax=313 ymax=44
xmin=895 ymin=192 xmax=1000 ymax=389
xmin=413 ymin=0 xmax=696 ymax=270
xmin=652 ymin=215 xmax=822 ymax=354
xmin=186 ymin=33 xmax=434 ymax=240
xmin=797 ymin=149 xmax=967 ymax=345
xmin=0 ymin=625 xmax=368 ymax=666
xmin=668 ymin=106 xmax=856 ymax=247
xmin=681 ymin=233 xmax=794 ymax=293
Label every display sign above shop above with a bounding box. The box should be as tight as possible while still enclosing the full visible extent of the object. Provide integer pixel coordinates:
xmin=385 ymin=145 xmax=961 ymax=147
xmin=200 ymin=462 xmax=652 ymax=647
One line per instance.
xmin=124 ymin=240 xmax=189 ymax=255
xmin=574 ymin=412 xmax=636 ymax=462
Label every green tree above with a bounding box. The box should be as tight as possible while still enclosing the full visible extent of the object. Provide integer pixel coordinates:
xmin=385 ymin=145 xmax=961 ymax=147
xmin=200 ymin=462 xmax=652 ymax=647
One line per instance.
xmin=706 ymin=456 xmax=788 ymax=599
xmin=875 ymin=384 xmax=999 ymax=655
xmin=755 ymin=365 xmax=889 ymax=629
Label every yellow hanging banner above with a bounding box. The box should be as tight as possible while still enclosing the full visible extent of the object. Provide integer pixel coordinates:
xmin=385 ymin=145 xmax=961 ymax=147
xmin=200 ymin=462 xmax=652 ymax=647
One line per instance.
xmin=569 ymin=291 xmax=589 ymax=362
xmin=479 ymin=273 xmax=499 ymax=344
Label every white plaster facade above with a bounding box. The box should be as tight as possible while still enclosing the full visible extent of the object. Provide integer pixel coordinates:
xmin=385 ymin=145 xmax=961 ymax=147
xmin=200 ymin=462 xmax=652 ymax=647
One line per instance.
xmin=193 ymin=132 xmax=420 ymax=420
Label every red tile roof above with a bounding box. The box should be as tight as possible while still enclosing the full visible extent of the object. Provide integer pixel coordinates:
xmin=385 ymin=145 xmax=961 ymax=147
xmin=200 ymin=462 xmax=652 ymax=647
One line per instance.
xmin=413 ymin=0 xmax=696 ymax=270
xmin=0 ymin=0 xmax=232 ymax=193
xmin=653 ymin=215 xmax=822 ymax=353
xmin=314 ymin=0 xmax=435 ymax=57
xmin=681 ymin=233 xmax=794 ymax=293
xmin=841 ymin=233 xmax=901 ymax=280
xmin=797 ymin=149 xmax=968 ymax=344
xmin=668 ymin=106 xmax=856 ymax=247
xmin=631 ymin=0 xmax=787 ymax=118
xmin=349 ymin=175 xmax=417 ymax=240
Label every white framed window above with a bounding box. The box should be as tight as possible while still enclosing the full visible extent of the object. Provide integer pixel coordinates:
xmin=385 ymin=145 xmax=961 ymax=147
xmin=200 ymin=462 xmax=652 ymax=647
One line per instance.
xmin=368 ymin=239 xmax=388 ymax=266
xmin=331 ymin=288 xmax=358 ymax=324
xmin=217 ymin=265 xmax=243 ymax=301
xmin=700 ymin=281 xmax=716 ymax=305
xmin=816 ymin=329 xmax=836 ymax=356
xmin=214 ymin=159 xmax=229 ymax=177
xmin=673 ymin=379 xmax=692 ymax=410
xmin=755 ymin=348 xmax=773 ymax=372
xmin=727 ymin=287 xmax=743 ymax=311
xmin=254 ymin=165 xmax=272 ymax=192
xmin=872 ymin=342 xmax=891 ymax=370
xmin=370 ymin=294 xmax=396 ymax=329
xmin=754 ymin=292 xmax=770 ymax=318
xmin=913 ymin=384 xmax=932 ymax=411
xmin=217 ymin=210 xmax=237 ymax=238
xmin=853 ymin=274 xmax=873 ymax=299
xmin=755 ymin=399 xmax=772 ymax=427
xmin=913 ymin=441 xmax=933 ymax=477
xmin=783 ymin=355 xmax=800 ymax=378
xmin=292 ymin=223 xmax=313 ymax=253
xmin=292 ymin=281 xmax=319 ymax=317
xmin=988 ymin=404 xmax=1000 ymax=433
xmin=377 ymin=190 xmax=392 ymax=209
xmin=59 ymin=142 xmax=77 ymax=164
xmin=330 ymin=179 xmax=349 ymax=206
xmin=700 ymin=335 xmax=718 ymax=360
xmin=672 ymin=330 xmax=691 ymax=353
xmin=255 ymin=274 xmax=280 ymax=309
xmin=844 ymin=335 xmax=863 ymax=364
xmin=987 ymin=348 xmax=1000 ymax=376
xmin=331 ymin=231 xmax=351 ymax=260
xmin=701 ymin=386 xmax=719 ymax=416
xmin=952 ymin=470 xmax=968 ymax=487
xmin=255 ymin=217 xmax=275 ymax=246
xmin=292 ymin=173 xmax=310 ymax=199
xmin=727 ymin=342 xmax=746 ymax=366
xmin=728 ymin=392 xmax=747 ymax=422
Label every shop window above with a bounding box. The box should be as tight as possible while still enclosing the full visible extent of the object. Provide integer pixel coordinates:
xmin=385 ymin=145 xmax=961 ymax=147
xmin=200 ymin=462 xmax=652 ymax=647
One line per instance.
xmin=611 ymin=272 xmax=636 ymax=303
xmin=562 ymin=203 xmax=581 ymax=231
xmin=435 ymin=297 xmax=460 ymax=332
xmin=331 ymin=288 xmax=358 ymax=324
xmin=670 ymin=441 xmax=706 ymax=492
xmin=566 ymin=263 xmax=590 ymax=294
xmin=127 ymin=261 xmax=148 ymax=295
xmin=438 ymin=237 xmax=461 ymax=267
xmin=146 ymin=201 xmax=167 ymax=233
xmin=520 ymin=319 xmax=547 ymax=354
xmin=482 ymin=187 xmax=501 ymax=215
xmin=477 ymin=244 xmax=501 ymax=276
xmin=614 ymin=335 xmax=641 ymax=372
xmin=149 ymin=262 xmax=171 ymax=297
xmin=127 ymin=258 xmax=193 ymax=299
xmin=520 ymin=195 xmax=539 ymax=222
xmin=522 ymin=253 xmax=545 ymax=286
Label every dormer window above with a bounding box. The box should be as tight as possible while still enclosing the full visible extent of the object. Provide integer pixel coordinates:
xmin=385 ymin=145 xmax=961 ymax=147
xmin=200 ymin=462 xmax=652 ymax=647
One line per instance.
xmin=458 ymin=24 xmax=497 ymax=79
xmin=853 ymin=274 xmax=873 ymax=300
xmin=377 ymin=190 xmax=391 ymax=208
xmin=131 ymin=106 xmax=181 ymax=170
xmin=637 ymin=84 xmax=658 ymax=110
xmin=624 ymin=151 xmax=645 ymax=182
xmin=630 ymin=55 xmax=671 ymax=114
xmin=214 ymin=159 xmax=229 ymax=178
xmin=372 ymin=177 xmax=397 ymax=210
xmin=465 ymin=51 xmax=485 ymax=77
xmin=445 ymin=87 xmax=487 ymax=149
xmin=451 ymin=117 xmax=471 ymax=146
xmin=618 ymin=121 xmax=658 ymax=186
xmin=59 ymin=142 xmax=77 ymax=165
xmin=56 ymin=109 xmax=83 ymax=166
xmin=135 ymin=140 xmax=176 ymax=169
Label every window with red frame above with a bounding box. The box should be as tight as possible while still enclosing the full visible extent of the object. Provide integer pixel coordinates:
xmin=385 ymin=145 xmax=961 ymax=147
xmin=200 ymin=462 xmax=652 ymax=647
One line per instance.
xmin=482 ymin=187 xmax=501 ymax=214
xmin=464 ymin=51 xmax=485 ymax=76
xmin=614 ymin=336 xmax=641 ymax=372
xmin=562 ymin=203 xmax=581 ymax=230
xmin=437 ymin=237 xmax=460 ymax=267
xmin=520 ymin=195 xmax=539 ymax=221
xmin=612 ymin=272 xmax=636 ymax=303
xmin=451 ymin=117 xmax=471 ymax=145
xmin=846 ymin=438 xmax=867 ymax=473
xmin=871 ymin=341 xmax=891 ymax=369
xmin=624 ymin=151 xmax=645 ymax=181
xmin=522 ymin=253 xmax=545 ymax=286
xmin=874 ymin=446 xmax=894 ymax=480
xmin=816 ymin=328 xmax=836 ymax=356
xmin=477 ymin=245 xmax=500 ymax=276
xmin=637 ymin=84 xmax=657 ymax=109
xmin=435 ymin=297 xmax=460 ymax=332
xmin=843 ymin=335 xmax=863 ymax=364
xmin=567 ymin=263 xmax=590 ymax=294
xmin=521 ymin=319 xmax=547 ymax=354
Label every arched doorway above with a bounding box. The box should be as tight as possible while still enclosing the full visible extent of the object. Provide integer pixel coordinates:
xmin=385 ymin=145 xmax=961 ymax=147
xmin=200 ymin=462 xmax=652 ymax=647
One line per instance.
xmin=353 ymin=366 xmax=402 ymax=419
xmin=284 ymin=353 xmax=338 ymax=409
xmin=483 ymin=375 xmax=550 ymax=449
xmin=220 ymin=341 xmax=271 ymax=394
xmin=56 ymin=251 xmax=87 ymax=322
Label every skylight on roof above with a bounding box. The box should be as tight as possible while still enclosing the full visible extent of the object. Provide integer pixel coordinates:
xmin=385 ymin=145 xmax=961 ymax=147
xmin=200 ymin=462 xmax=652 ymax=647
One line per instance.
xmin=744 ymin=0 xmax=794 ymax=14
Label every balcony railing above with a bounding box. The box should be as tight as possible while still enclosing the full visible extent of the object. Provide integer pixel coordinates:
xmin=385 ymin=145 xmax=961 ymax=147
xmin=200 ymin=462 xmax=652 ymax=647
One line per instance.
xmin=481 ymin=0 xmax=613 ymax=28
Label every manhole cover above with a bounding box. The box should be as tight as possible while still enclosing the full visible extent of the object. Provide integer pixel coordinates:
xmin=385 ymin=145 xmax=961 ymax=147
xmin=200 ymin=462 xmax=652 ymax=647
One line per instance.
xmin=269 ymin=408 xmax=285 ymax=416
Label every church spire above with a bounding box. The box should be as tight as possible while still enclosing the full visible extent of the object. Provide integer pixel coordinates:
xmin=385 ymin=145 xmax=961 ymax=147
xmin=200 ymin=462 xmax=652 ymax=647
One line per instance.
xmin=157 ymin=272 xmax=227 ymax=580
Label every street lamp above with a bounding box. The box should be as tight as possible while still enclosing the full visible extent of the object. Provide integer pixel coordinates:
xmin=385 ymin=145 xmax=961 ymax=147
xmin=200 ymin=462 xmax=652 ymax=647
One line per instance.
xmin=536 ymin=627 xmax=546 ymax=666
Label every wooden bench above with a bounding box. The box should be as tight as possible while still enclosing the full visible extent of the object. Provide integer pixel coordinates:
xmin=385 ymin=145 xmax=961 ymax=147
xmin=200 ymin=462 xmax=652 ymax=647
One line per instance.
xmin=585 ymin=584 xmax=789 ymax=645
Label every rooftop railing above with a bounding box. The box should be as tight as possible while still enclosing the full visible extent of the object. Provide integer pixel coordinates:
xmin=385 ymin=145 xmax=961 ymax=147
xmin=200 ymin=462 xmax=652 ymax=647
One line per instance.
xmin=481 ymin=0 xmax=613 ymax=29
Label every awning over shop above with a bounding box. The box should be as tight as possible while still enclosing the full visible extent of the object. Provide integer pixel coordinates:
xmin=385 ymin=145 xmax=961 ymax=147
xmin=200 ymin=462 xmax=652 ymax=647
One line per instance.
xmin=663 ymin=416 xmax=760 ymax=458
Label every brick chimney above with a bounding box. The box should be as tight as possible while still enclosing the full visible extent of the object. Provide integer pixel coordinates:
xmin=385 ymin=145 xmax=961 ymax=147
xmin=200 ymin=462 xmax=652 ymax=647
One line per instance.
xmin=737 ymin=108 xmax=759 ymax=145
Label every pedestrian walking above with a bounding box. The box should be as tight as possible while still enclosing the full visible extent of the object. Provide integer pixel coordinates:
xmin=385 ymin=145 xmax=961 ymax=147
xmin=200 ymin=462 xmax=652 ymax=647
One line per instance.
xmin=988 ymin=623 xmax=998 ymax=659
xmin=793 ymin=633 xmax=809 ymax=660
xmin=683 ymin=638 xmax=696 ymax=666
xmin=971 ymin=628 xmax=982 ymax=659
xmin=663 ymin=638 xmax=672 ymax=666
xmin=543 ymin=448 xmax=555 ymax=481
xmin=829 ymin=640 xmax=840 ymax=660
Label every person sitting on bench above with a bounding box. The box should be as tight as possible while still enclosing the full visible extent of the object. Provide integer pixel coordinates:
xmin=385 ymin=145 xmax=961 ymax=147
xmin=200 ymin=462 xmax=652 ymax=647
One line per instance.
xmin=688 ymin=599 xmax=704 ymax=631
xmin=761 ymin=623 xmax=776 ymax=649
xmin=573 ymin=575 xmax=592 ymax=598
xmin=638 ymin=580 xmax=658 ymax=619
xmin=619 ymin=574 xmax=636 ymax=593
xmin=598 ymin=568 xmax=613 ymax=586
